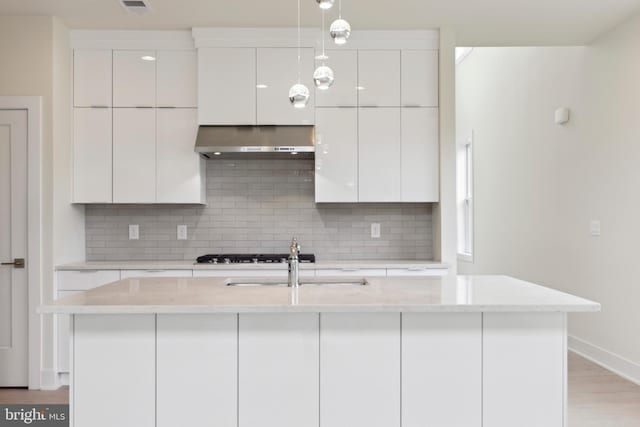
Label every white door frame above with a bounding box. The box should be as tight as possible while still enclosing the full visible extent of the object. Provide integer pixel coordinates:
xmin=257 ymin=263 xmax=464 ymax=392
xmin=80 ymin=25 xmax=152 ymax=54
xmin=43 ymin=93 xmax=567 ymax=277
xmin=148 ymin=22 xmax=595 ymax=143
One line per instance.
xmin=0 ymin=96 xmax=43 ymax=390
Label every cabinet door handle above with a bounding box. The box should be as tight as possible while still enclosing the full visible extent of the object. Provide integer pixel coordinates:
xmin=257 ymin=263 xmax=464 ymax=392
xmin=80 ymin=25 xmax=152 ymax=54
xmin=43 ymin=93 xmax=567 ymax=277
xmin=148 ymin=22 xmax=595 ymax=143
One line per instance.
xmin=144 ymin=270 xmax=166 ymax=273
xmin=407 ymin=267 xmax=427 ymax=272
xmin=78 ymin=270 xmax=99 ymax=273
xmin=157 ymin=106 xmax=177 ymax=109
xmin=134 ymin=106 xmax=154 ymax=109
xmin=90 ymin=105 xmax=109 ymax=109
xmin=341 ymin=268 xmax=360 ymax=272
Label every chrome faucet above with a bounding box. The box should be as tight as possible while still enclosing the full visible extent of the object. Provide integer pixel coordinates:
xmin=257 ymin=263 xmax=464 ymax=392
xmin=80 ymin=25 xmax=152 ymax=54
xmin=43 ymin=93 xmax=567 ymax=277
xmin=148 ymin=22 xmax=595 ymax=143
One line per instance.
xmin=288 ymin=237 xmax=301 ymax=288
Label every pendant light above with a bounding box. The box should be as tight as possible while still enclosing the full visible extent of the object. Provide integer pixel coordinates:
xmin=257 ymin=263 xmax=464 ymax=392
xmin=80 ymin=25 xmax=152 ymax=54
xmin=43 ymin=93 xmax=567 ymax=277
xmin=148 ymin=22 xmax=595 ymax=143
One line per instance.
xmin=289 ymin=0 xmax=310 ymax=108
xmin=330 ymin=0 xmax=351 ymax=45
xmin=316 ymin=0 xmax=334 ymax=10
xmin=313 ymin=10 xmax=335 ymax=90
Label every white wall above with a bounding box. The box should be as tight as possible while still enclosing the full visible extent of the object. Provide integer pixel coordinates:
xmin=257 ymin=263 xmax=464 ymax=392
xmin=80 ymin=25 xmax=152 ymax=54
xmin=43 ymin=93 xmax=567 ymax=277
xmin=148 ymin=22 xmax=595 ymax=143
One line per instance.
xmin=0 ymin=15 xmax=85 ymax=387
xmin=457 ymin=13 xmax=640 ymax=379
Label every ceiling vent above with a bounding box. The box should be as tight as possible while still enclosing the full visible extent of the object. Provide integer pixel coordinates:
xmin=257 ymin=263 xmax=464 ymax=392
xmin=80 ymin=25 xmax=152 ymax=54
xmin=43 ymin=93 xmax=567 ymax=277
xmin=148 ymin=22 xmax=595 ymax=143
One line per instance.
xmin=120 ymin=0 xmax=151 ymax=14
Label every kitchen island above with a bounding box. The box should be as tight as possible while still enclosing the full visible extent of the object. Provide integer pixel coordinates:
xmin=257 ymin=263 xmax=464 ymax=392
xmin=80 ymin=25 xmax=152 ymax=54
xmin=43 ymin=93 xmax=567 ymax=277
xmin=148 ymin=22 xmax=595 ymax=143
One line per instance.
xmin=40 ymin=275 xmax=599 ymax=427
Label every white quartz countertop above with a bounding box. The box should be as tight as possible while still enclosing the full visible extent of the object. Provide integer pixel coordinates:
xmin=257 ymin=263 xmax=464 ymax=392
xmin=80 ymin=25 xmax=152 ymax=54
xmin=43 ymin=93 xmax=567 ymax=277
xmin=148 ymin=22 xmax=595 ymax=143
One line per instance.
xmin=39 ymin=275 xmax=600 ymax=314
xmin=55 ymin=260 xmax=449 ymax=271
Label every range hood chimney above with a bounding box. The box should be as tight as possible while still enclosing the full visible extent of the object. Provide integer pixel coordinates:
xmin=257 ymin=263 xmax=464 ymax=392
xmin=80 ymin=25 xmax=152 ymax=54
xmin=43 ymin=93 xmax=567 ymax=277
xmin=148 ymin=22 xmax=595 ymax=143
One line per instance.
xmin=195 ymin=125 xmax=315 ymax=159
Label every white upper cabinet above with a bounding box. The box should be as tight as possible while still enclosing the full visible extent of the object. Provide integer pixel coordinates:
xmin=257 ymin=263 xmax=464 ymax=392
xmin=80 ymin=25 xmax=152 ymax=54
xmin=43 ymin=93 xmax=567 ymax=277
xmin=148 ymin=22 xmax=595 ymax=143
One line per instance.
xmin=358 ymin=108 xmax=401 ymax=202
xmin=156 ymin=50 xmax=197 ymax=108
xmin=156 ymin=108 xmax=205 ymax=204
xmin=74 ymin=50 xmax=112 ymax=107
xmin=357 ymin=50 xmax=401 ymax=107
xmin=113 ymin=50 xmax=156 ymax=107
xmin=315 ymin=108 xmax=358 ymax=203
xmin=198 ymin=48 xmax=256 ymax=124
xmin=401 ymin=108 xmax=439 ymax=202
xmin=113 ymin=108 xmax=156 ymax=203
xmin=315 ymin=50 xmax=357 ymax=107
xmin=257 ymin=47 xmax=315 ymax=125
xmin=73 ymin=108 xmax=112 ymax=203
xmin=401 ymin=50 xmax=439 ymax=107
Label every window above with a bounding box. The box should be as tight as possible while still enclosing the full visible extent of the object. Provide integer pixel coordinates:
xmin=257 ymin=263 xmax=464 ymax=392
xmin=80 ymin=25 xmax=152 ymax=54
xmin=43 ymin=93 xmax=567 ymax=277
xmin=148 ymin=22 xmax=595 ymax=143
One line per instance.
xmin=457 ymin=132 xmax=473 ymax=261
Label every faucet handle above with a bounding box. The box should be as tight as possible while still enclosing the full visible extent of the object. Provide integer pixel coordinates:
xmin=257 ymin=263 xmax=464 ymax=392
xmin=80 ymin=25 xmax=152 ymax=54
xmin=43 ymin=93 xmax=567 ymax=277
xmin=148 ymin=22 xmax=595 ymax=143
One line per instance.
xmin=290 ymin=237 xmax=300 ymax=257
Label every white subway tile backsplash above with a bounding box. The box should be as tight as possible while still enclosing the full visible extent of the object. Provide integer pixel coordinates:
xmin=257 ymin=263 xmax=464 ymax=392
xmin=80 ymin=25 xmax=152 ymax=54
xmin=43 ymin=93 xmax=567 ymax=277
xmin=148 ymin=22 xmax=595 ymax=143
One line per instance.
xmin=85 ymin=159 xmax=434 ymax=261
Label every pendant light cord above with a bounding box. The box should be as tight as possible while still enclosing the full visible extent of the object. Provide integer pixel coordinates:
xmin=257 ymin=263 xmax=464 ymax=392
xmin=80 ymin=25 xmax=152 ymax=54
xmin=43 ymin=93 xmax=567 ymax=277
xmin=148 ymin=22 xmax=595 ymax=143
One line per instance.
xmin=321 ymin=9 xmax=326 ymax=65
xmin=339 ymin=0 xmax=342 ymax=18
xmin=297 ymin=0 xmax=301 ymax=83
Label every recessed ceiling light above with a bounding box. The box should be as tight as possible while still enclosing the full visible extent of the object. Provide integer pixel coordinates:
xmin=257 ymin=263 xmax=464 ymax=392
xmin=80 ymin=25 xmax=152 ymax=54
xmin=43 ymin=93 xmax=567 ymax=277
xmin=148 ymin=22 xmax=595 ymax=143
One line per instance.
xmin=141 ymin=55 xmax=156 ymax=61
xmin=213 ymin=152 xmax=222 ymax=156
xmin=290 ymin=151 xmax=299 ymax=155
xmin=256 ymin=84 xmax=268 ymax=89
xmin=356 ymin=86 xmax=366 ymax=91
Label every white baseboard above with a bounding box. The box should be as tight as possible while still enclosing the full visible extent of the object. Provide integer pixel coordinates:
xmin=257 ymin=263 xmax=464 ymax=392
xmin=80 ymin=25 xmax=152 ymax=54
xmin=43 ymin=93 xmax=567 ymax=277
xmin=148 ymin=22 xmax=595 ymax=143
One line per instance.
xmin=39 ymin=369 xmax=60 ymax=390
xmin=569 ymin=335 xmax=640 ymax=386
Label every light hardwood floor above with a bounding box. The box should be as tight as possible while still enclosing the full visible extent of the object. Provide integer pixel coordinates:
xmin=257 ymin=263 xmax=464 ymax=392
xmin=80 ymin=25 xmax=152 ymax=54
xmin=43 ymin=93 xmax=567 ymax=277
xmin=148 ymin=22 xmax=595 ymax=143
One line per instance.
xmin=1 ymin=353 xmax=638 ymax=426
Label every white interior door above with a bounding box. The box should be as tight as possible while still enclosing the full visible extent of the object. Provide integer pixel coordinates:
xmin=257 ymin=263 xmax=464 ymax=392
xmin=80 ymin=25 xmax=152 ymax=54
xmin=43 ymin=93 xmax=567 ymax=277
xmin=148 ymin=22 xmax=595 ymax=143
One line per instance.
xmin=0 ymin=109 xmax=28 ymax=387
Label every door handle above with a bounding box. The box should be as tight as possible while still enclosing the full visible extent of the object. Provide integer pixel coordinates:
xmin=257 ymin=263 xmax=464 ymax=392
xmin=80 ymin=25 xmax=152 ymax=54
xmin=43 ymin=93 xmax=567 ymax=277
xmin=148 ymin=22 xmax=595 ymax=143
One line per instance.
xmin=1 ymin=258 xmax=25 ymax=268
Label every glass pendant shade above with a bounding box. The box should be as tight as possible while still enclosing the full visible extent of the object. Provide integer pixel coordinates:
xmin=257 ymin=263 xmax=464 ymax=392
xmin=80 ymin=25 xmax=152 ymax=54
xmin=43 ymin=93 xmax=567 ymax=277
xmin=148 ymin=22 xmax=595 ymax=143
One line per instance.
xmin=330 ymin=18 xmax=351 ymax=45
xmin=313 ymin=65 xmax=335 ymax=90
xmin=316 ymin=0 xmax=335 ymax=10
xmin=289 ymin=83 xmax=310 ymax=108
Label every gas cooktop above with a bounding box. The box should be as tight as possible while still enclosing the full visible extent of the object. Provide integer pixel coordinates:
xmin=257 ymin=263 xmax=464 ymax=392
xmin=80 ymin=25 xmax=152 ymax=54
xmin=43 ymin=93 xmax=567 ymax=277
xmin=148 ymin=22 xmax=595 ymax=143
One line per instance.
xmin=196 ymin=253 xmax=316 ymax=265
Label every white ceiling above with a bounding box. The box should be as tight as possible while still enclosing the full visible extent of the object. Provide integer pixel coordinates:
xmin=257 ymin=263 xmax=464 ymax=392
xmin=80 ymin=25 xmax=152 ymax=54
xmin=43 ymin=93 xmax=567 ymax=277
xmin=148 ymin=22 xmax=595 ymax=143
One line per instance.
xmin=1 ymin=0 xmax=639 ymax=45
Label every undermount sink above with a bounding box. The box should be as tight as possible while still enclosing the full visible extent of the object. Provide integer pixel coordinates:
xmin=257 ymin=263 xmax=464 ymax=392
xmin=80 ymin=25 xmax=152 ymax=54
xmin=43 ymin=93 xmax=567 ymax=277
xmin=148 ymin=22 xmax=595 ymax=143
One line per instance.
xmin=226 ymin=280 xmax=367 ymax=287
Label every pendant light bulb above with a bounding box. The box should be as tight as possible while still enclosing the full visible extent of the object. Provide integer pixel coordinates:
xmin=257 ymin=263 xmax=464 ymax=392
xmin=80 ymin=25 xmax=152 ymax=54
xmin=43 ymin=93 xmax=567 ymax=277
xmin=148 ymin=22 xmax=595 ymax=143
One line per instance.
xmin=316 ymin=0 xmax=335 ymax=9
xmin=330 ymin=18 xmax=351 ymax=45
xmin=289 ymin=83 xmax=311 ymax=108
xmin=313 ymin=65 xmax=334 ymax=90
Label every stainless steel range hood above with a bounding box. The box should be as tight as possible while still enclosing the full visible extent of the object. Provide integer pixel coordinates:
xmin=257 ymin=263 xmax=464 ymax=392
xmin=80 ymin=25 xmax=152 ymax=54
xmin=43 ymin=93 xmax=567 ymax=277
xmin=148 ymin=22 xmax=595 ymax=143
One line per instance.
xmin=195 ymin=125 xmax=315 ymax=159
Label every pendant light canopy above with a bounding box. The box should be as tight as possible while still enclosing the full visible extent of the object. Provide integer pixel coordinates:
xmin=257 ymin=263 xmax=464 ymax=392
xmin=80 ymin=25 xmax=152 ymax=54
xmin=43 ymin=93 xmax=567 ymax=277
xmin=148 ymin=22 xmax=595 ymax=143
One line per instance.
xmin=316 ymin=0 xmax=335 ymax=10
xmin=314 ymin=10 xmax=335 ymax=90
xmin=289 ymin=0 xmax=310 ymax=108
xmin=330 ymin=0 xmax=351 ymax=45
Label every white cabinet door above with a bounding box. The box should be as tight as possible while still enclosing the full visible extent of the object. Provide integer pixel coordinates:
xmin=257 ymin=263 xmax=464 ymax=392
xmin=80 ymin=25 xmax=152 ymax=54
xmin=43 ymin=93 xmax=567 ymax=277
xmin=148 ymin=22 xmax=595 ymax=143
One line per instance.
xmin=257 ymin=48 xmax=315 ymax=125
xmin=401 ymin=50 xmax=439 ymax=107
xmin=74 ymin=315 xmax=155 ymax=427
xmin=483 ymin=313 xmax=566 ymax=427
xmin=113 ymin=50 xmax=156 ymax=107
xmin=198 ymin=48 xmax=257 ymax=124
xmin=113 ymin=108 xmax=156 ymax=203
xmin=387 ymin=267 xmax=448 ymax=277
xmin=315 ymin=268 xmax=386 ymax=277
xmin=239 ymin=314 xmax=319 ymax=427
xmin=315 ymin=108 xmax=358 ymax=202
xmin=402 ymin=313 xmax=482 ymax=427
xmin=73 ymin=49 xmax=112 ymax=107
xmin=401 ymin=108 xmax=439 ymax=202
xmin=315 ymin=50 xmax=357 ymax=107
xmin=157 ymin=314 xmax=237 ymax=427
xmin=57 ymin=269 xmax=121 ymax=291
xmin=156 ymin=50 xmax=197 ymax=108
xmin=120 ymin=269 xmax=193 ymax=279
xmin=156 ymin=108 xmax=205 ymax=204
xmin=320 ymin=313 xmax=400 ymax=427
xmin=358 ymin=108 xmax=401 ymax=202
xmin=358 ymin=50 xmax=401 ymax=107
xmin=73 ymin=108 xmax=112 ymax=203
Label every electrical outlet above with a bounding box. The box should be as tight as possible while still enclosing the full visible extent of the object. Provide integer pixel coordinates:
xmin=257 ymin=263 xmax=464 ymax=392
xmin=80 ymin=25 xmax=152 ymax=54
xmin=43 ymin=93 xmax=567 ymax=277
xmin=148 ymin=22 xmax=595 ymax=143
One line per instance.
xmin=129 ymin=224 xmax=139 ymax=240
xmin=177 ymin=225 xmax=188 ymax=240
xmin=371 ymin=223 xmax=381 ymax=238
xmin=590 ymin=220 xmax=601 ymax=237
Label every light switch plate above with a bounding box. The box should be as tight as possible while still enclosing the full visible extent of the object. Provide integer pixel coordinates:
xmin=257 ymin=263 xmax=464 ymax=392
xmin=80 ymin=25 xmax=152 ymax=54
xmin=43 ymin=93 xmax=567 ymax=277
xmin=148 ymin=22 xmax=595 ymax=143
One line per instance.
xmin=129 ymin=224 xmax=139 ymax=240
xmin=177 ymin=225 xmax=188 ymax=240
xmin=590 ymin=220 xmax=601 ymax=237
xmin=371 ymin=223 xmax=381 ymax=239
